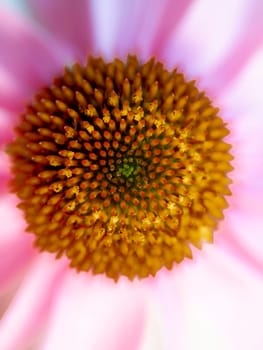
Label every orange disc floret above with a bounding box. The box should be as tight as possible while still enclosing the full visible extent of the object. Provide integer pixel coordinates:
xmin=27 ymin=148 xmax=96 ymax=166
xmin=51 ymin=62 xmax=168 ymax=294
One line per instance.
xmin=8 ymin=55 xmax=233 ymax=280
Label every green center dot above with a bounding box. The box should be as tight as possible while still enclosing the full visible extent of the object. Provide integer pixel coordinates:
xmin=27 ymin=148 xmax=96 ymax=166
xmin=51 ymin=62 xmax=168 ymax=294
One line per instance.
xmin=117 ymin=158 xmax=137 ymax=179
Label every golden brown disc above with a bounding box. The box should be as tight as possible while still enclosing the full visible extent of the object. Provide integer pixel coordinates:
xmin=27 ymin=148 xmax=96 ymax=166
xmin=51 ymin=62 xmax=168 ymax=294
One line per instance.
xmin=8 ymin=55 xmax=233 ymax=280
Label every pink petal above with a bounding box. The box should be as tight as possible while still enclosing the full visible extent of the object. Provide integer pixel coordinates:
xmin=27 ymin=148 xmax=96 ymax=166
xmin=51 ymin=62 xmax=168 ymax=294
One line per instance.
xmin=0 ymin=254 xmax=67 ymax=350
xmin=0 ymin=194 xmax=27 ymax=243
xmin=219 ymin=46 xmax=263 ymax=195
xmin=0 ymin=235 xmax=35 ymax=293
xmin=206 ymin=0 xmax=263 ymax=94
xmin=0 ymin=108 xmax=18 ymax=194
xmin=0 ymin=151 xmax=12 ymax=194
xmin=0 ymin=6 xmax=72 ymax=113
xmin=90 ymin=0 xmax=192 ymax=59
xmin=205 ymin=45 xmax=263 ymax=273
xmin=41 ymin=272 xmax=146 ymax=350
xmin=221 ymin=208 xmax=263 ymax=271
xmin=0 ymin=194 xmax=35 ymax=290
xmin=162 ymin=0 xmax=262 ymax=92
xmin=0 ymin=65 xmax=27 ymax=113
xmin=144 ymin=0 xmax=193 ymax=57
xmin=90 ymin=0 xmax=138 ymax=58
xmin=0 ymin=108 xmax=17 ymax=148
xmin=26 ymin=0 xmax=93 ymax=60
xmin=139 ymin=306 xmax=164 ymax=350
xmin=141 ymin=273 xmax=186 ymax=349
xmin=155 ymin=246 xmax=263 ymax=349
xmin=0 ymin=0 xmax=28 ymax=13
xmin=0 ymin=280 xmax=19 ymax=319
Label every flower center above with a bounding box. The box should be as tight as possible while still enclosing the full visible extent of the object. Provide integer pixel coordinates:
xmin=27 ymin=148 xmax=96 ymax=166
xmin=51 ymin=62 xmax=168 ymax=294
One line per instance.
xmin=117 ymin=158 xmax=137 ymax=179
xmin=8 ymin=55 xmax=233 ymax=280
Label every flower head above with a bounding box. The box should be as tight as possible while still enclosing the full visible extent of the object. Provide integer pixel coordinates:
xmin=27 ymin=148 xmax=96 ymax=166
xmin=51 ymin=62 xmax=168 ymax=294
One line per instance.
xmin=0 ymin=0 xmax=263 ymax=349
xmin=8 ymin=54 xmax=232 ymax=280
